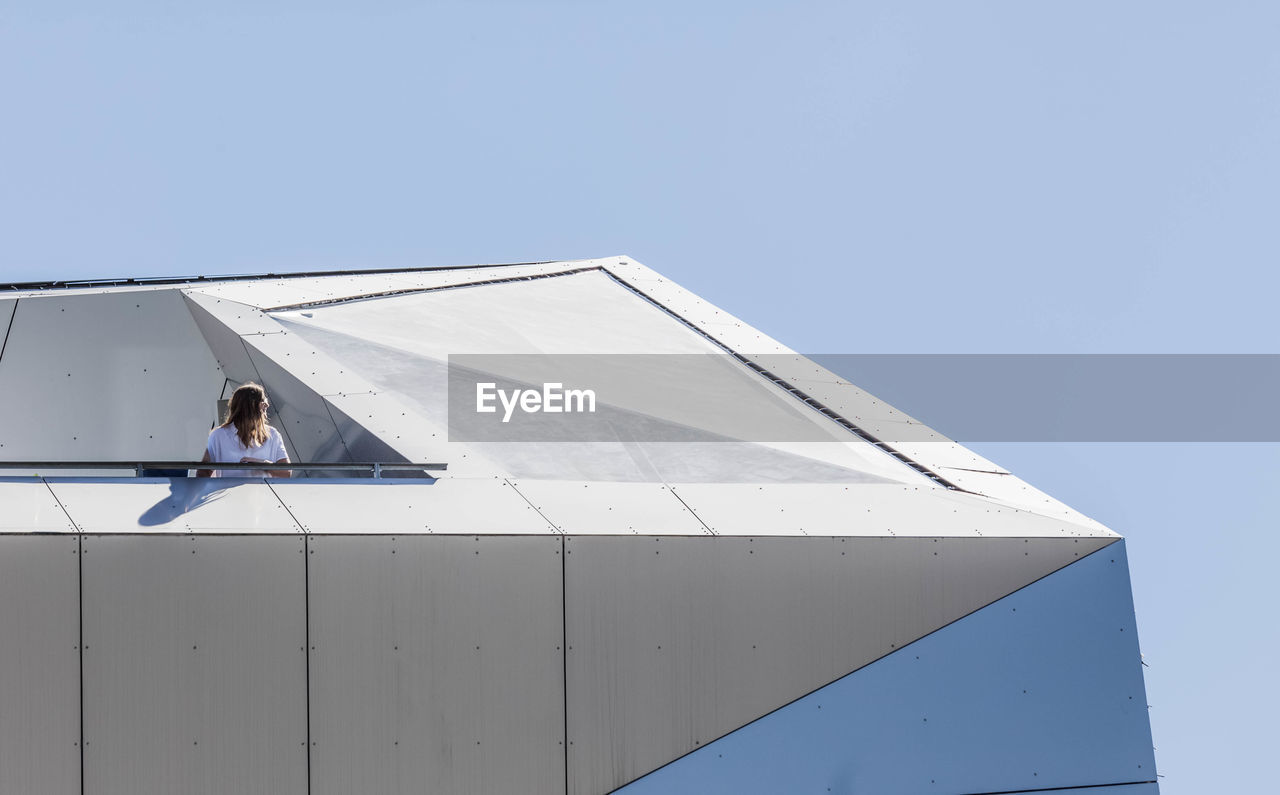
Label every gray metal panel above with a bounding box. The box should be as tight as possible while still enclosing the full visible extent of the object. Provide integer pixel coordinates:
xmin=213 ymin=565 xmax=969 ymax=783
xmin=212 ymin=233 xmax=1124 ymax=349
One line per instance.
xmin=82 ymin=534 xmax=307 ymax=795
xmin=0 ymin=297 xmax=15 ymax=360
xmin=564 ymin=535 xmax=1115 ymax=795
xmin=0 ymin=479 xmax=78 ymax=531
xmin=509 ymin=480 xmax=709 ymax=535
xmin=0 ymin=535 xmax=81 ymax=794
xmin=308 ymin=535 xmax=565 ymax=795
xmin=0 ymin=290 xmax=225 ymax=462
xmin=271 ymin=480 xmax=556 ymax=534
xmin=49 ymin=480 xmax=302 ymax=534
xmin=613 ymin=543 xmax=1157 ymax=794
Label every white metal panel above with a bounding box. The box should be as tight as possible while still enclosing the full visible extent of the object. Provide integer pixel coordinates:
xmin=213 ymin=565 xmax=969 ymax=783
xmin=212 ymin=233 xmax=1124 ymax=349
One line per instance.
xmin=669 ymin=482 xmax=1113 ymax=538
xmin=781 ymin=377 xmax=987 ymax=461
xmin=272 ymin=269 xmax=724 ymax=359
xmin=322 ymin=390 xmax=477 ymax=473
xmin=605 ymin=261 xmax=1110 ymax=528
xmin=236 ymin=343 xmax=353 ymax=466
xmin=270 ymin=397 xmax=352 ymax=469
xmin=597 ymin=257 xmax=667 ymax=284
xmin=622 ymin=273 xmax=1103 ymax=526
xmin=922 ymin=466 xmax=1113 ymax=532
xmin=4 ymin=283 xmax=172 ymax=299
xmin=182 ymin=291 xmax=260 ymax=386
xmin=270 ymin=479 xmax=556 ymax=534
xmin=185 ymin=264 xmax=589 ymax=309
xmin=0 ymin=535 xmax=81 ymax=794
xmin=769 ymin=376 xmax=1107 ymax=526
xmin=602 ymin=260 xmax=791 ymax=355
xmin=366 ymin=261 xmax=591 ymax=290
xmin=180 ymin=278 xmax=335 ymax=309
xmin=183 ymin=290 xmax=285 ymax=335
xmin=677 ymin=319 xmax=789 ymax=354
xmin=773 ymin=376 xmax=927 ymax=427
xmin=268 ymin=276 xmax=913 ymax=483
xmin=308 ymin=534 xmax=565 ymax=795
xmin=564 ymin=534 xmax=1116 ymax=795
xmin=749 ymin=353 xmax=849 ymax=384
xmin=891 ymin=438 xmax=1012 ymax=473
xmin=321 ymin=391 xmax=425 ymax=457
xmin=509 ymin=480 xmax=710 ymax=534
xmin=253 ymin=265 xmax=580 ymax=306
xmin=851 ymin=417 xmax=950 ymax=445
xmin=738 ymin=439 xmax=929 ymax=485
xmin=0 ymin=479 xmax=77 ymax=532
xmin=470 ymin=439 xmax=894 ymax=484
xmin=49 ymin=479 xmax=303 ymax=534
xmin=244 ymin=328 xmax=370 ymax=397
xmin=265 ymin=273 xmax=426 ymax=302
xmin=0 ymin=290 xmax=225 ymax=462
xmin=82 ymin=534 xmax=308 ymax=795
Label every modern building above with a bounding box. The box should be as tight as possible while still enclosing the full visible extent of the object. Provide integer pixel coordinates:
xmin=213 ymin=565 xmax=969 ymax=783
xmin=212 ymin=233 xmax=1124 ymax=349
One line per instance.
xmin=0 ymin=257 xmax=1158 ymax=794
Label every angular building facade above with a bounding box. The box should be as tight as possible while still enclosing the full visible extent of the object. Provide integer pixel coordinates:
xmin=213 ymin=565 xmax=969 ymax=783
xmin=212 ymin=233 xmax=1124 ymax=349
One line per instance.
xmin=0 ymin=257 xmax=1157 ymax=794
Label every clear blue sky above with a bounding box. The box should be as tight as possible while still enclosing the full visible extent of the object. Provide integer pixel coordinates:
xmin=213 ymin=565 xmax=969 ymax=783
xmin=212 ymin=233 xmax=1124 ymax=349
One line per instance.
xmin=3 ymin=2 xmax=1276 ymax=790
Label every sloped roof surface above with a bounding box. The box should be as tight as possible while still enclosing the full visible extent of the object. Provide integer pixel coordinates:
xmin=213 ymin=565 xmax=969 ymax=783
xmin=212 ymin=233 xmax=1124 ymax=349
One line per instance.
xmin=0 ymin=255 xmax=1113 ymax=538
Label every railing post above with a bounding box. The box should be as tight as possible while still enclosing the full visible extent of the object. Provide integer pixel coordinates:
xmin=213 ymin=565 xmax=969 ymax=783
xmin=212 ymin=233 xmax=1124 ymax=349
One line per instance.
xmin=373 ymin=462 xmax=382 ymax=479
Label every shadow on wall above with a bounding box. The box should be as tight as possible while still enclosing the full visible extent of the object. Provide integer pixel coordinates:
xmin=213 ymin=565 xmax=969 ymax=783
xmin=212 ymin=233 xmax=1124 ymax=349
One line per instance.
xmin=138 ymin=478 xmax=234 ymax=526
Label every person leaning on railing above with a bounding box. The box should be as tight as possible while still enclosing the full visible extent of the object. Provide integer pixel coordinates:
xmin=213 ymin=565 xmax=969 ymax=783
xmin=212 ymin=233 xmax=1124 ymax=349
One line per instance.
xmin=196 ymin=383 xmax=292 ymax=478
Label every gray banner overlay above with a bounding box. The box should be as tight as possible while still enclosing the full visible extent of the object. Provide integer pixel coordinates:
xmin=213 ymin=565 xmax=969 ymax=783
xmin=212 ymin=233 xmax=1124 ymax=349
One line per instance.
xmin=447 ymin=354 xmax=1280 ymax=442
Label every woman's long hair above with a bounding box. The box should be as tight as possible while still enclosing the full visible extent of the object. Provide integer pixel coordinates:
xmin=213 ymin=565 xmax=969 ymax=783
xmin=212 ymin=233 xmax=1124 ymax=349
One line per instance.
xmin=222 ymin=383 xmax=271 ymax=448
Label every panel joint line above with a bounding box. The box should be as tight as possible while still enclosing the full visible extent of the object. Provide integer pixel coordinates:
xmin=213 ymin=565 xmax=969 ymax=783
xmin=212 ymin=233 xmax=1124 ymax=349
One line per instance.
xmin=262 ymin=479 xmax=312 ymax=792
xmin=78 ymin=531 xmax=85 ymax=795
xmin=957 ymin=779 xmax=1159 ymax=795
xmin=0 ymin=297 xmax=19 ymax=366
xmin=561 ymin=533 xmax=570 ymax=795
xmin=304 ymin=533 xmax=313 ymax=795
xmin=240 ymin=338 xmax=306 ymax=473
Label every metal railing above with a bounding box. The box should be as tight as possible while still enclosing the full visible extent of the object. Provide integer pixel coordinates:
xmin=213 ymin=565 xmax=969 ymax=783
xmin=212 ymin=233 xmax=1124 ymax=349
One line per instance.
xmin=0 ymin=462 xmax=448 ymax=477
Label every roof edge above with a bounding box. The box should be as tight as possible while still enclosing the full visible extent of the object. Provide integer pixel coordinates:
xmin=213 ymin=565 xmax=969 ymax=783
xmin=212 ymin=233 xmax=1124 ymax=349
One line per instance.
xmin=0 ymin=258 xmax=596 ymax=293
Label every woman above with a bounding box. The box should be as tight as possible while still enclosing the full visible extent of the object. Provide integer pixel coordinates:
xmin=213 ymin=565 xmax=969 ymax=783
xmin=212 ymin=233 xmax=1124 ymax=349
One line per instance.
xmin=196 ymin=383 xmax=292 ymax=478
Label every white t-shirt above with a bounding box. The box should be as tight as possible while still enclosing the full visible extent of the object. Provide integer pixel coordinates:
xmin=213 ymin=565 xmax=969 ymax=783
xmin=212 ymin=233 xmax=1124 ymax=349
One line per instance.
xmin=205 ymin=425 xmax=289 ymax=477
